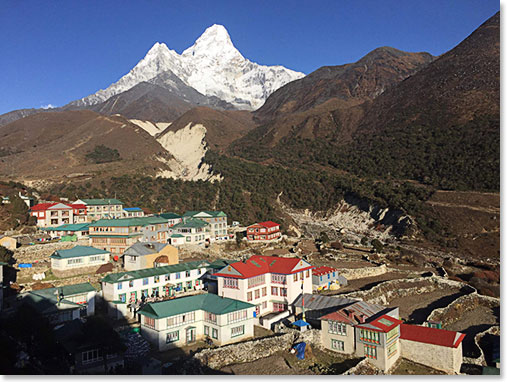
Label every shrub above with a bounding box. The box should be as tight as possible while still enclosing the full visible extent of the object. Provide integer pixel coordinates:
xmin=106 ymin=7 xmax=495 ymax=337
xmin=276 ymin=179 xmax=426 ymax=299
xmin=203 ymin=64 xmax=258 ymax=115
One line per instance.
xmin=85 ymin=145 xmax=121 ymax=164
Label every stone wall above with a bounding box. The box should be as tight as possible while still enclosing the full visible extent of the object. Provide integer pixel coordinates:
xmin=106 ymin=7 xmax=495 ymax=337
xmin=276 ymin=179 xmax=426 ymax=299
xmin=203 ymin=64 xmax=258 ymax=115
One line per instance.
xmin=427 ymin=293 xmax=499 ymax=327
xmin=340 ymin=264 xmax=388 ymax=280
xmin=400 ymin=339 xmax=461 ymax=374
xmin=342 ymin=276 xmax=473 ymax=305
xmin=187 ymin=329 xmax=321 ymax=371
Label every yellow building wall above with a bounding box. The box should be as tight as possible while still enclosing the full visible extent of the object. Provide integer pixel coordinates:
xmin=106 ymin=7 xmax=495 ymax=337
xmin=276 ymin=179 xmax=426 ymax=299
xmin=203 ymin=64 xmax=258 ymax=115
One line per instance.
xmin=142 ymin=244 xmax=179 ymax=268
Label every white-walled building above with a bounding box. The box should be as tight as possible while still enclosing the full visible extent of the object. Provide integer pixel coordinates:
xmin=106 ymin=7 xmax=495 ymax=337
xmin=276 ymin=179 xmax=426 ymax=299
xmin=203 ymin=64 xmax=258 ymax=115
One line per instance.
xmin=101 ymin=260 xmax=211 ymax=319
xmin=213 ymin=255 xmax=313 ymax=319
xmin=138 ymin=293 xmax=255 ymax=351
xmin=17 ymin=283 xmax=97 ymax=324
xmin=168 ymin=218 xmax=210 ymax=246
xmin=50 ymin=246 xmax=110 ymax=272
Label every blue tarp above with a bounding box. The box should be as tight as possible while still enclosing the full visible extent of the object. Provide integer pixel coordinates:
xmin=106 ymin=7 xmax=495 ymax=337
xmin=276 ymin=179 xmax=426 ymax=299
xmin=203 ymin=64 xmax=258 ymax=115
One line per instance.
xmin=293 ymin=342 xmax=306 ymax=360
xmin=292 ymin=319 xmax=310 ymax=327
xmin=18 ymin=263 xmax=32 ymax=268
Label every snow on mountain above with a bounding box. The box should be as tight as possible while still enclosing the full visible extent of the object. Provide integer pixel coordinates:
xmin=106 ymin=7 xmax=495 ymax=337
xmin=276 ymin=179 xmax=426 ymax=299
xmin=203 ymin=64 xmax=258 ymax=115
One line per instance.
xmin=71 ymin=24 xmax=305 ymax=110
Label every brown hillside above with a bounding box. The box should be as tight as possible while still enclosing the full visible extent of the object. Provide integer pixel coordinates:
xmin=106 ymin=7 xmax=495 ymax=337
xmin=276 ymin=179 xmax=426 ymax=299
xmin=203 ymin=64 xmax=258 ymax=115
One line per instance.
xmin=254 ymin=47 xmax=434 ymax=123
xmin=0 ymin=110 xmax=173 ymax=185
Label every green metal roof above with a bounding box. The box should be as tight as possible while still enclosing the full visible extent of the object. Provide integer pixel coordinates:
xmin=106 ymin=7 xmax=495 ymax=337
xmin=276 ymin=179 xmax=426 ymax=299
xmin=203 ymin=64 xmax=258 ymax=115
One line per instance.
xmin=50 ymin=246 xmax=109 ymax=259
xmin=208 ymin=259 xmax=236 ymax=269
xmin=172 ymin=218 xmax=209 ymax=229
xmin=89 ymin=216 xmax=167 ymax=227
xmin=138 ymin=293 xmax=253 ymax=319
xmin=158 ymin=213 xmax=181 ymax=220
xmin=80 ymin=198 xmax=123 ymax=206
xmin=101 ymin=260 xmax=211 ymax=284
xmin=20 ymin=283 xmax=96 ymax=314
xmin=45 ymin=223 xmax=90 ymax=232
xmin=170 ymin=234 xmax=184 ymax=238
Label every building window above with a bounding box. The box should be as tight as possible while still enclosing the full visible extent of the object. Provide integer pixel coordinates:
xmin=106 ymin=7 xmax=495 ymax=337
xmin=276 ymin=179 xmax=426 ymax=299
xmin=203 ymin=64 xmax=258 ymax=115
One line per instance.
xmin=82 ymin=349 xmax=103 ymax=365
xmin=67 ymin=258 xmax=83 ymax=265
xmin=231 ymin=325 xmax=245 ymax=338
xmin=204 ymin=311 xmax=217 ymax=323
xmin=262 ymin=287 xmax=267 ymax=297
xmin=165 ymin=275 xmax=170 ymax=282
xmin=329 ymin=321 xmax=347 ymax=335
xmin=167 ymin=312 xmax=195 ymax=328
xmin=143 ymin=278 xmax=149 ymax=286
xmin=228 ymin=310 xmax=248 ymax=324
xmin=117 ymin=283 xmax=122 ymax=290
xmin=212 ymin=328 xmax=218 ymax=339
xmin=280 ymin=288 xmax=287 ymax=297
xmin=223 ymin=278 xmax=239 ymax=289
xmin=360 ymin=329 xmax=380 ymax=344
xmin=185 ymin=271 xmax=191 ymax=277
xmin=204 ymin=326 xmax=209 ymax=336
xmin=154 ymin=276 xmax=160 ymax=283
xmin=247 ymin=292 xmax=252 ymax=301
xmin=364 ymin=344 xmax=377 ymax=359
xmin=144 ymin=317 xmax=155 ymax=328
xmin=175 ymin=272 xmax=181 ymax=279
xmin=273 ymin=302 xmax=287 ymax=312
xmin=293 ymin=274 xmax=298 ymax=282
xmin=331 ymin=339 xmax=345 ymax=351
xmin=255 ymin=289 xmax=260 ymax=299
xmin=305 ymin=270 xmax=310 ymax=278
xmin=271 ymin=273 xmax=287 ymax=284
xmin=129 ymin=280 xmax=134 ymax=287
xmin=262 ymin=301 xmax=267 ymax=309
xmin=386 ymin=326 xmax=399 ymax=342
xmin=271 ymin=287 xmax=278 ymax=296
xmin=166 ymin=331 xmax=179 ymax=343
xmin=388 ymin=342 xmax=397 ymax=358
xmin=248 ymin=274 xmax=265 ymax=288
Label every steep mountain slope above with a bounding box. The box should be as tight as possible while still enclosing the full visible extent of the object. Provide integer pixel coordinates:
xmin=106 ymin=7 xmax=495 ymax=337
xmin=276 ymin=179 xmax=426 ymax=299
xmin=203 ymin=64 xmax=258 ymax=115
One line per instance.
xmin=71 ymin=24 xmax=304 ymax=110
xmin=230 ymin=12 xmax=499 ymax=191
xmin=158 ymin=107 xmax=255 ymax=151
xmin=339 ymin=11 xmax=500 ymax=190
xmin=153 ymin=107 xmax=255 ymax=181
xmin=230 ymin=47 xmax=434 ymax=151
xmin=254 ymin=47 xmax=434 ymax=122
xmin=0 ymin=110 xmax=174 ymax=185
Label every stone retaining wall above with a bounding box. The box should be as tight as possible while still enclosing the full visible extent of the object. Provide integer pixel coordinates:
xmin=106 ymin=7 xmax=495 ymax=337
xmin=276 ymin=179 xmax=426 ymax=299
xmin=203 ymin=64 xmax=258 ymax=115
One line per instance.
xmin=187 ymin=329 xmax=321 ymax=371
xmin=427 ymin=292 xmax=499 ymax=327
xmin=342 ymin=276 xmax=473 ymax=305
xmin=340 ymin=264 xmax=388 ymax=280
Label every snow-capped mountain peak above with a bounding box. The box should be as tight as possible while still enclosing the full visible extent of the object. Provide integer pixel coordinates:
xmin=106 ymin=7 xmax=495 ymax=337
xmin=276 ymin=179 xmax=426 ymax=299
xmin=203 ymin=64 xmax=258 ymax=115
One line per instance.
xmin=72 ymin=25 xmax=305 ymax=110
xmin=182 ymin=24 xmax=242 ymax=61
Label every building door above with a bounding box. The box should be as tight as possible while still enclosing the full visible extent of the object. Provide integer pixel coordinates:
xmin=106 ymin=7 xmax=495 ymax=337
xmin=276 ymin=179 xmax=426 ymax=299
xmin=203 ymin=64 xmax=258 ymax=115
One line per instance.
xmin=130 ymin=291 xmax=137 ymax=303
xmin=186 ymin=327 xmax=196 ymax=344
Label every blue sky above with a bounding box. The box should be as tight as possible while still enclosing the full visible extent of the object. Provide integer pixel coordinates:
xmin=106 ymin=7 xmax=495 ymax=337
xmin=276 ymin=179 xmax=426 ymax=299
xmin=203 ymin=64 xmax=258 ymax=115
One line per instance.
xmin=0 ymin=0 xmax=499 ymax=114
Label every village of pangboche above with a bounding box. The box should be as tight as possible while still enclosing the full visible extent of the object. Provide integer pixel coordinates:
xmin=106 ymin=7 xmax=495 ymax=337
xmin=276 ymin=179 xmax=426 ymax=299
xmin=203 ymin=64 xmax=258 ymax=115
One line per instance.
xmin=0 ymin=2 xmax=500 ymax=377
xmin=0 ymin=191 xmax=499 ymax=375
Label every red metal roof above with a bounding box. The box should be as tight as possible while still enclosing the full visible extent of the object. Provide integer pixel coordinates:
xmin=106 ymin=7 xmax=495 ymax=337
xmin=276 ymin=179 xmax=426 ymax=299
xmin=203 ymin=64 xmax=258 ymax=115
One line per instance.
xmin=30 ymin=203 xmax=57 ymax=211
xmin=319 ymin=310 xmax=356 ymax=324
xmin=258 ymin=221 xmax=280 ymax=228
xmin=356 ymin=314 xmax=403 ymax=333
xmin=213 ymin=255 xmax=313 ymax=279
xmin=312 ymin=266 xmax=337 ymax=276
xmin=71 ymin=204 xmax=87 ymax=209
xmin=400 ymin=324 xmax=465 ymax=348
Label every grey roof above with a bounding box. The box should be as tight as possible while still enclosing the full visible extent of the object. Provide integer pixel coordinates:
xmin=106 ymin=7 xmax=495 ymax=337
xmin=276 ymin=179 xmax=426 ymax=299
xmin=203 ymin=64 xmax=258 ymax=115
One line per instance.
xmin=292 ymin=293 xmax=357 ymax=311
xmin=124 ymin=242 xmax=169 ymax=257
